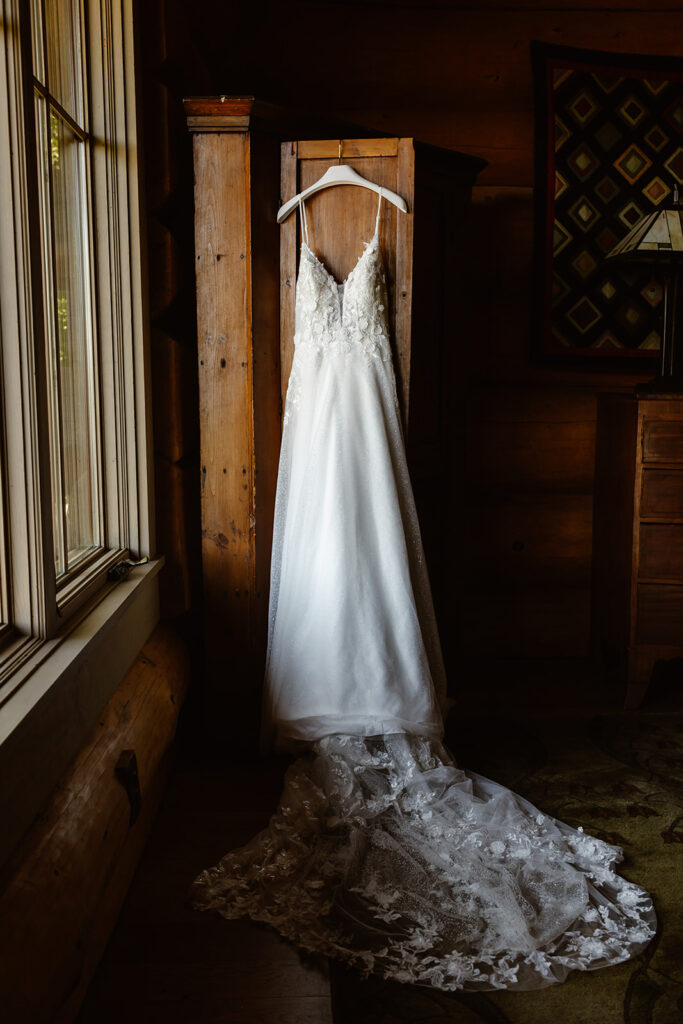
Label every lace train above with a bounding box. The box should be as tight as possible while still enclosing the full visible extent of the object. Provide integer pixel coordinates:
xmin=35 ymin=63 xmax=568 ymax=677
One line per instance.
xmin=191 ymin=733 xmax=656 ymax=991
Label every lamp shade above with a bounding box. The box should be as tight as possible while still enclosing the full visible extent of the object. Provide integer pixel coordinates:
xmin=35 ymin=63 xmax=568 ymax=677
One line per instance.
xmin=607 ymin=206 xmax=683 ymax=262
xmin=604 ymin=191 xmax=683 ymax=391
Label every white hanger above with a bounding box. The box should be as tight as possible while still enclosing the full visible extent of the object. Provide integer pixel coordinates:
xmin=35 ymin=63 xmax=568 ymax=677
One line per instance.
xmin=276 ymin=141 xmax=408 ymax=224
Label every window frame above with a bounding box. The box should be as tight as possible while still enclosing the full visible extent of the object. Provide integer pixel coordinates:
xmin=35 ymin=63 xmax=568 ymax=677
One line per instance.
xmin=0 ymin=0 xmax=154 ymax=650
xmin=0 ymin=0 xmax=158 ymax=845
xmin=32 ymin=0 xmax=106 ymax=587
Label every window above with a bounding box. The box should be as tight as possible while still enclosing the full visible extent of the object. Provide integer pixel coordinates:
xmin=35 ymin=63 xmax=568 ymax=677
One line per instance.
xmin=33 ymin=0 xmax=101 ymax=582
xmin=0 ymin=0 xmax=159 ymax=864
xmin=0 ymin=342 xmax=8 ymax=638
xmin=0 ymin=1 xmax=156 ymax=704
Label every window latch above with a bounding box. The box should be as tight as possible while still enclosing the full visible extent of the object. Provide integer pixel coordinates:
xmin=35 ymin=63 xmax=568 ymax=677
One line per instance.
xmin=107 ymin=555 xmax=149 ymax=583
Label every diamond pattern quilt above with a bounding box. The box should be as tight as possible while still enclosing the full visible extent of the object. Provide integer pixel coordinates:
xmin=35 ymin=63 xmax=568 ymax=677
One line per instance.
xmin=533 ymin=43 xmax=683 ymax=361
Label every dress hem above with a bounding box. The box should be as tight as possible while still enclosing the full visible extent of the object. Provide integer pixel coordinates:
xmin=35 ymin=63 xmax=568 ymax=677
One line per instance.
xmin=274 ymin=715 xmax=444 ymax=750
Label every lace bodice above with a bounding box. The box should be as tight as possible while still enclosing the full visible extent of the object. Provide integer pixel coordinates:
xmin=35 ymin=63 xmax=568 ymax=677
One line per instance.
xmin=292 ymin=193 xmax=392 ymax=365
xmin=283 ymin=191 xmax=399 ymax=428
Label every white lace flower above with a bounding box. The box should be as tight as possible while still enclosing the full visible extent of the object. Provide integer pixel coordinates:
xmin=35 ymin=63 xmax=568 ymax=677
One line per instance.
xmin=617 ymin=887 xmax=641 ymax=907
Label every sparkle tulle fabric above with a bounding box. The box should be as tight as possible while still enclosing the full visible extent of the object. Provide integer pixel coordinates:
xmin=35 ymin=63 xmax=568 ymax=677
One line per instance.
xmin=191 ymin=194 xmax=656 ymax=990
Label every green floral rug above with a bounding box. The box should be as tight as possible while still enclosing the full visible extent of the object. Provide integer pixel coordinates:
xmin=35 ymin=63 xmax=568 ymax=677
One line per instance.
xmin=330 ymin=713 xmax=683 ymax=1024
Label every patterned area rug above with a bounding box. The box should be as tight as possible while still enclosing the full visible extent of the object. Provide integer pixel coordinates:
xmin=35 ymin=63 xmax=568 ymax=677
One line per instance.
xmin=330 ymin=712 xmax=683 ymax=1024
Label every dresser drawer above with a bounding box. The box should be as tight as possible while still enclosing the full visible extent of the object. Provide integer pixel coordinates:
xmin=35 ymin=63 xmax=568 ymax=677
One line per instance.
xmin=639 ymin=523 xmax=683 ymax=578
xmin=641 ymin=469 xmax=683 ymax=518
xmin=642 ymin=419 xmax=683 ymax=463
xmin=637 ymin=584 xmax=683 ymax=645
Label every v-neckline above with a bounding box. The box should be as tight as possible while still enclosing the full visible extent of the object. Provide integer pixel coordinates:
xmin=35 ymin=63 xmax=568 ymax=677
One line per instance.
xmin=301 ymin=234 xmax=379 ymax=289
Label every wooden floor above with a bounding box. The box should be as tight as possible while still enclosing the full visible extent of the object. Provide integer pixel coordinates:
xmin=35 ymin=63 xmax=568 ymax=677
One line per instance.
xmin=78 ymin=746 xmax=333 ymax=1023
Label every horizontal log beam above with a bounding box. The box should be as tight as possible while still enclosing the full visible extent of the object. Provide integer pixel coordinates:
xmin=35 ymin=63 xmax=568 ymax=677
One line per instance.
xmin=0 ymin=622 xmax=191 ymax=1023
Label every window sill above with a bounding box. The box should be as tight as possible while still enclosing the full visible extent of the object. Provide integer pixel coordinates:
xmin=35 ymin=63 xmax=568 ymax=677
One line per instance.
xmin=0 ymin=557 xmax=164 ymax=868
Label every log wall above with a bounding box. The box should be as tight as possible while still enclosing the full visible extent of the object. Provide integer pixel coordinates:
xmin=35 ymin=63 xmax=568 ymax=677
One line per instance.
xmin=0 ymin=623 xmax=190 ymax=1023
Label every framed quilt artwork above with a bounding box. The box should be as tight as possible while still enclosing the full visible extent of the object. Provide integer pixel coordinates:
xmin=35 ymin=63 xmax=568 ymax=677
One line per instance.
xmin=532 ymin=42 xmax=683 ymax=363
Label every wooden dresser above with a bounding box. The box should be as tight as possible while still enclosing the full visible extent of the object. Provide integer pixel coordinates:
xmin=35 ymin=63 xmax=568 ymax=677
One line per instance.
xmin=592 ymin=393 xmax=683 ymax=707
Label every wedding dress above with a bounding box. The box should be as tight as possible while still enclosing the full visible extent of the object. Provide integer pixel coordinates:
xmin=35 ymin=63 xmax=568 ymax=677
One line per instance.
xmin=191 ymin=191 xmax=656 ymax=991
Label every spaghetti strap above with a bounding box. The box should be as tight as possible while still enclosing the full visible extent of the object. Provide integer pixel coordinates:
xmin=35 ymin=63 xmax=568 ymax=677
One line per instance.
xmin=299 ymin=196 xmax=309 ymax=247
xmin=374 ymin=188 xmax=383 ymax=237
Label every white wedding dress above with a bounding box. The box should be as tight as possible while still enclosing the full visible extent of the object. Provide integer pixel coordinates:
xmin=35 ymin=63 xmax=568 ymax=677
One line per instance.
xmin=191 ymin=192 xmax=656 ymax=991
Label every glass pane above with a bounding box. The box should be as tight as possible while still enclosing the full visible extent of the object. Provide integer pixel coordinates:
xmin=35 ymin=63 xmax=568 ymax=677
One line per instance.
xmin=48 ymin=109 xmax=99 ymax=571
xmin=0 ymin=404 xmax=7 ymax=627
xmin=31 ymin=0 xmax=45 ymax=84
xmin=35 ymin=93 xmax=66 ymax=576
xmin=44 ymin=0 xmax=83 ymax=125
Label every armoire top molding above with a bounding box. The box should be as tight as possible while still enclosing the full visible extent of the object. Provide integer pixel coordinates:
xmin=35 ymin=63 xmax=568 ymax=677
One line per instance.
xmin=183 ymin=95 xmax=254 ymax=132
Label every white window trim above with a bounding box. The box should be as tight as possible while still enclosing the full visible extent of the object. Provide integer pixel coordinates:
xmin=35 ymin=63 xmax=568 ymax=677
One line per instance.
xmin=0 ymin=0 xmax=159 ymax=864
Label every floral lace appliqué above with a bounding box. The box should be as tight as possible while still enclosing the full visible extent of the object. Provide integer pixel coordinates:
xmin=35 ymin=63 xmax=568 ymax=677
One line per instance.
xmin=191 ymin=733 xmax=656 ymax=992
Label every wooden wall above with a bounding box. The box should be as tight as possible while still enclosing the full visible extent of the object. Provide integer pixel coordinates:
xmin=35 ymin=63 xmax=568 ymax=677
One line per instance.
xmin=182 ymin=0 xmax=682 ymax=667
xmin=140 ymin=0 xmax=210 ymax=620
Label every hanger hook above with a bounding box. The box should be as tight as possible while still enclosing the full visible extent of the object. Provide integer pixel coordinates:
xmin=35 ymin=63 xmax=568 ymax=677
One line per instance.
xmin=338 ymin=139 xmax=342 ymax=165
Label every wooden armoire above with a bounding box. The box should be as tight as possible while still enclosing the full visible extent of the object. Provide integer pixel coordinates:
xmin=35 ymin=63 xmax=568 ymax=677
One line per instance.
xmin=185 ymin=97 xmax=486 ymax=745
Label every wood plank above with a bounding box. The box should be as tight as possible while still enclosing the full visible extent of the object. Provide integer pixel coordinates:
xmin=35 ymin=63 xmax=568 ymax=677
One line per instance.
xmin=591 ymin=394 xmax=638 ymax=665
xmin=395 ymin=137 xmax=415 ymax=427
xmin=192 ymin=8 xmax=683 ymax=185
xmin=196 ymin=7 xmax=683 ymax=118
xmin=461 ymin=586 xmax=591 ymax=658
xmin=332 ymin=0 xmax=683 ymax=8
xmin=85 ymin=991 xmax=332 ymax=1024
xmin=0 ymin=623 xmax=190 ymax=1023
xmin=250 ymin=129 xmax=284 ymax=672
xmin=79 ymin=749 xmax=332 ymax=1024
xmin=466 ymin=385 xmax=598 ymax=493
xmin=467 ymin=186 xmax=534 ymax=368
xmin=146 ymin=220 xmax=182 ymax=321
xmin=193 ymin=129 xmax=255 ymax=730
xmin=184 ymin=95 xmax=254 ymax=118
xmin=154 ymin=457 xmax=195 ymax=619
xmin=279 ymin=141 xmax=298 ymax=415
xmin=465 ymin=492 xmax=593 ymax=588
xmin=141 ymin=79 xmax=175 ymax=210
xmin=186 ymin=114 xmax=250 ymax=131
xmin=332 ymin=110 xmax=532 ymax=186
xmin=298 ymin=138 xmax=399 ymax=159
xmin=151 ymin=330 xmax=198 ymax=464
